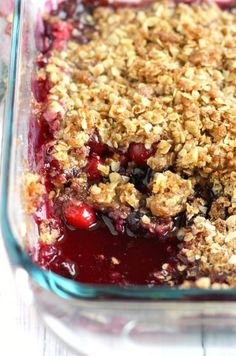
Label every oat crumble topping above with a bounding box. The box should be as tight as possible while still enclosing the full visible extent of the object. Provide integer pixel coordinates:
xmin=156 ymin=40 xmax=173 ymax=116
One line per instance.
xmin=24 ymin=173 xmax=45 ymax=214
xmin=28 ymin=1 xmax=236 ymax=288
xmin=147 ymin=171 xmax=193 ymax=217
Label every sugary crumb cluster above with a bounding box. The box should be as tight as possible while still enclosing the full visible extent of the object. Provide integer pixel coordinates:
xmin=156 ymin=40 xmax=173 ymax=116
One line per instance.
xmin=28 ymin=1 xmax=236 ymax=288
xmin=24 ymin=173 xmax=45 ymax=214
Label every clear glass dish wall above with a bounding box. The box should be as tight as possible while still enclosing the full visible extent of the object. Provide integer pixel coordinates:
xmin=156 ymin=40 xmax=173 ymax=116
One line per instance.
xmin=2 ymin=0 xmax=236 ymax=353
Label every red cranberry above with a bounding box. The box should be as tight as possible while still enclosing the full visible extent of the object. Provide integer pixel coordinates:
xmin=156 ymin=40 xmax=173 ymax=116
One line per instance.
xmin=64 ymin=201 xmax=96 ymax=229
xmin=51 ymin=20 xmax=73 ymax=40
xmin=85 ymin=156 xmax=104 ymax=180
xmin=88 ymin=134 xmax=107 ymax=155
xmin=128 ymin=143 xmax=153 ymax=166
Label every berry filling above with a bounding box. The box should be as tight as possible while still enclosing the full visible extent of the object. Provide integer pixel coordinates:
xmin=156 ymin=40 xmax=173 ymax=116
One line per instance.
xmin=63 ymin=201 xmax=97 ymax=229
xmin=85 ymin=155 xmax=105 ymax=180
xmin=128 ymin=143 xmax=154 ymax=167
xmin=88 ymin=134 xmax=108 ymax=155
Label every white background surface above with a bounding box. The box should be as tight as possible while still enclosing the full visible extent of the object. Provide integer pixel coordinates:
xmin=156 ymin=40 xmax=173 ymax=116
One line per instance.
xmin=0 ymin=235 xmax=77 ymax=356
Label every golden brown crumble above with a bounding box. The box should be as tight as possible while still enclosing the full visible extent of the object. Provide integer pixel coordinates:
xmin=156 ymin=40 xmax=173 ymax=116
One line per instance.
xmin=147 ymin=171 xmax=193 ymax=217
xmin=30 ymin=1 xmax=236 ymax=288
xmin=89 ymin=174 xmax=142 ymax=210
xmin=39 ymin=219 xmax=61 ymax=244
xmin=23 ymin=173 xmax=45 ymax=214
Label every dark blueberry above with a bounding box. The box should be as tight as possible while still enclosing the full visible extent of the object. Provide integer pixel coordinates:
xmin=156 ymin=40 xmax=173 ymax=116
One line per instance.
xmin=100 ymin=214 xmax=118 ymax=236
xmin=195 ymin=181 xmax=216 ymax=215
xmin=173 ymin=212 xmax=186 ymax=229
xmin=101 ymin=176 xmax=110 ymax=184
xmin=195 ymin=182 xmax=215 ymax=203
xmin=118 ymin=167 xmax=128 ymax=176
xmin=126 ymin=211 xmax=146 ymax=236
xmin=126 ymin=211 xmax=141 ymax=234
xmin=180 ymin=172 xmax=189 ymax=180
xmin=164 ymin=213 xmax=187 ymax=237
xmin=130 ymin=167 xmax=153 ymax=193
xmin=125 ymin=228 xmax=136 ymax=237
xmin=71 ymin=167 xmax=80 ymax=177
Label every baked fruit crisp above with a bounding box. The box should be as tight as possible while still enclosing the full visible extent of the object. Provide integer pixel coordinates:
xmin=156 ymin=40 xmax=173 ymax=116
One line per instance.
xmin=26 ymin=0 xmax=236 ymax=288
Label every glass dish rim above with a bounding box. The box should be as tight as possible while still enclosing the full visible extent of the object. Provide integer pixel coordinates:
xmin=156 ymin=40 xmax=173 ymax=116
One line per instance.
xmin=2 ymin=0 xmax=236 ymax=301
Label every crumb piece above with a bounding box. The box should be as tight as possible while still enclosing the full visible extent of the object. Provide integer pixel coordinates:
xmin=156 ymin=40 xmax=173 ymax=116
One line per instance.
xmin=177 ymin=264 xmax=186 ymax=272
xmin=195 ymin=277 xmax=211 ymax=289
xmin=228 ymin=255 xmax=236 ymax=264
xmin=141 ymin=215 xmax=151 ymax=224
xmin=23 ymin=173 xmax=45 ymax=214
xmin=110 ymin=160 xmax=120 ymax=172
xmin=39 ymin=219 xmax=61 ymax=244
xmin=111 ymin=257 xmax=120 ymax=265
xmin=89 ymin=177 xmax=142 ymax=210
xmin=147 ymin=171 xmax=193 ymax=217
xmin=98 ymin=163 xmax=110 ymax=176
xmin=210 ymin=197 xmax=230 ymax=220
xmin=186 ymin=198 xmax=207 ymax=221
xmin=117 ymin=183 xmax=141 ymax=209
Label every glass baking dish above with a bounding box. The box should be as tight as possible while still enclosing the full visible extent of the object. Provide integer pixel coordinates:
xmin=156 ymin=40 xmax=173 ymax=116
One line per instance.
xmin=2 ymin=0 xmax=236 ymax=353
